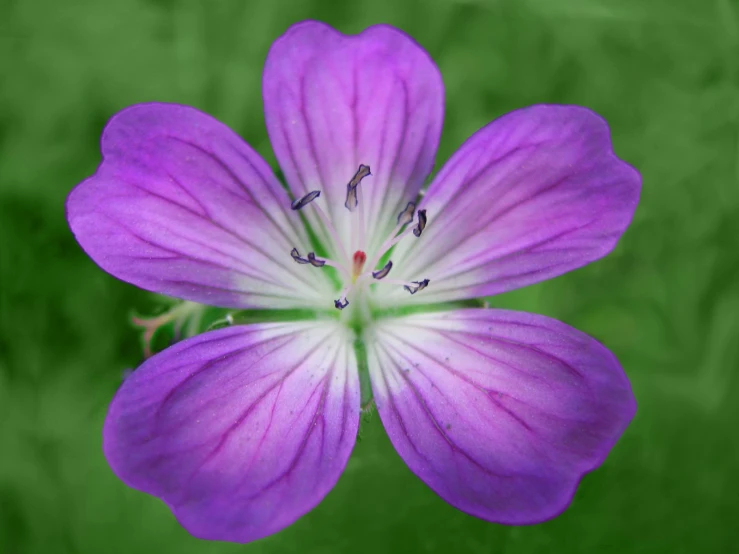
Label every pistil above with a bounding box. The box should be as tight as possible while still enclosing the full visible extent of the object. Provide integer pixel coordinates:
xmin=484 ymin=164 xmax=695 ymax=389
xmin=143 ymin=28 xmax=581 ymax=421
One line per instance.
xmin=352 ymin=250 xmax=367 ymax=281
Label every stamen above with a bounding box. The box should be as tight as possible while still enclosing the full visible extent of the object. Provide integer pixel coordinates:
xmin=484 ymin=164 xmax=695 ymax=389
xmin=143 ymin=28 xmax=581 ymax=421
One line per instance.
xmin=333 ymin=279 xmax=355 ymax=310
xmin=365 ymin=207 xmax=429 ymax=274
xmin=413 ymin=210 xmax=427 ymax=237
xmin=372 ymin=260 xmax=393 ymax=280
xmin=291 ymin=190 xmax=321 ymax=210
xmin=357 ymin=176 xmax=367 ymax=252
xmin=397 ymin=202 xmax=416 ymax=226
xmin=291 ymin=248 xmax=351 ymax=279
xmin=307 ymin=252 xmax=326 ymax=267
xmin=351 ymin=164 xmax=372 ymax=186
xmin=345 ymin=184 xmax=358 ymax=211
xmin=290 ymin=247 xmax=310 ymax=264
xmin=344 ymin=164 xmax=371 ymax=212
xmin=309 ymin=201 xmax=351 ymax=266
xmin=404 ymin=278 xmax=430 ymax=294
xmin=287 ymin=187 xmax=351 ymax=268
xmin=372 ymin=277 xmax=431 ymax=293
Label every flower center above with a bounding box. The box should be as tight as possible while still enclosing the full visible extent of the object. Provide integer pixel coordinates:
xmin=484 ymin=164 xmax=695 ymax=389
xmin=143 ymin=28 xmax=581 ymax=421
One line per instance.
xmin=289 ymin=164 xmax=430 ymax=310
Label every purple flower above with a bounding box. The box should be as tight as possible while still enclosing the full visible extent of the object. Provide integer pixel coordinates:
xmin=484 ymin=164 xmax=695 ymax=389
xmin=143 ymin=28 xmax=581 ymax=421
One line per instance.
xmin=66 ymin=21 xmax=640 ymax=543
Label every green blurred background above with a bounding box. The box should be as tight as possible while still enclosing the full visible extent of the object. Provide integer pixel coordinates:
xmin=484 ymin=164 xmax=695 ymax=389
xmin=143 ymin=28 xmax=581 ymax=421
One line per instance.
xmin=1 ymin=0 xmax=738 ymax=552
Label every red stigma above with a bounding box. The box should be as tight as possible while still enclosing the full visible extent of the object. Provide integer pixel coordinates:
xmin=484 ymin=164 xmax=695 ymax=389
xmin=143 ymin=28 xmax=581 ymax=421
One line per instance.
xmin=352 ymin=250 xmax=367 ymax=278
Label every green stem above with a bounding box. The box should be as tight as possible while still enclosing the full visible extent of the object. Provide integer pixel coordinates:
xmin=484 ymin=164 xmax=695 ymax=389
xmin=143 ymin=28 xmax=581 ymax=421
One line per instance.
xmin=352 ymin=335 xmax=374 ymax=410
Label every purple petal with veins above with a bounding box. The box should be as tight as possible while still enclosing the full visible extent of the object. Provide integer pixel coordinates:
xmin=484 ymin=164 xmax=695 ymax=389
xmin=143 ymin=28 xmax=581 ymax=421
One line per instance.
xmin=66 ymin=103 xmax=334 ymax=309
xmin=367 ymin=309 xmax=635 ymax=524
xmin=263 ymin=20 xmax=444 ymax=256
xmin=103 ymin=322 xmax=359 ymax=543
xmin=384 ymin=105 xmax=641 ymax=306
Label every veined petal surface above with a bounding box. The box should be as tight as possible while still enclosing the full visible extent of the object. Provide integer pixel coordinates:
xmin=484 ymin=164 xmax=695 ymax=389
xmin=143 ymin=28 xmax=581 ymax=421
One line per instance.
xmin=104 ymin=321 xmax=359 ymax=543
xmin=67 ymin=103 xmax=334 ymax=309
xmin=263 ymin=20 xmax=444 ymax=256
xmin=366 ymin=309 xmax=635 ymax=524
xmin=383 ymin=105 xmax=641 ymax=306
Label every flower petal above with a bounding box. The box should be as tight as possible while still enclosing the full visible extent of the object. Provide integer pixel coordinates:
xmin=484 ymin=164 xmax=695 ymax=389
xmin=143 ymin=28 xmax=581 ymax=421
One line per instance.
xmin=263 ymin=21 xmax=444 ymax=256
xmin=366 ymin=309 xmax=635 ymax=524
xmin=104 ymin=321 xmax=359 ymax=543
xmin=384 ymin=105 xmax=641 ymax=305
xmin=67 ymin=103 xmax=335 ymax=309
